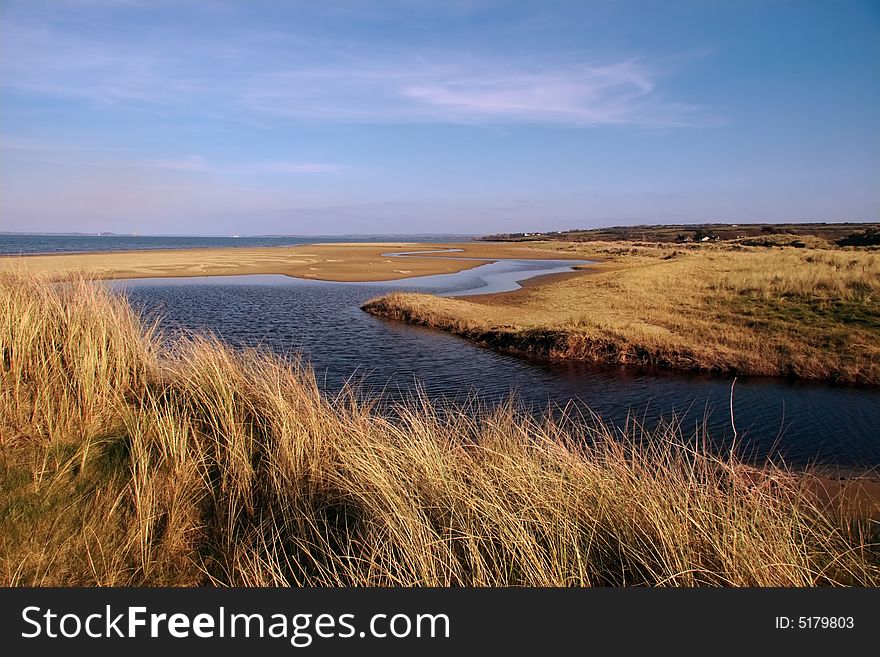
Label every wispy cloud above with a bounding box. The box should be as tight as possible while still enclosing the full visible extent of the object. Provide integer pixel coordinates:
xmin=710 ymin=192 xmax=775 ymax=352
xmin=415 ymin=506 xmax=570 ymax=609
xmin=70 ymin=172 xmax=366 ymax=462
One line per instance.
xmin=146 ymin=156 xmax=344 ymax=174
xmin=400 ymin=61 xmax=676 ymax=126
xmin=0 ymin=143 xmax=344 ymax=176
xmin=145 ymin=155 xmax=210 ymax=172
xmin=234 ymin=161 xmax=344 ymax=174
xmin=0 ymin=134 xmax=113 ymax=153
xmin=240 ymin=57 xmax=709 ymax=127
xmin=1 ymin=14 xmax=712 ymax=128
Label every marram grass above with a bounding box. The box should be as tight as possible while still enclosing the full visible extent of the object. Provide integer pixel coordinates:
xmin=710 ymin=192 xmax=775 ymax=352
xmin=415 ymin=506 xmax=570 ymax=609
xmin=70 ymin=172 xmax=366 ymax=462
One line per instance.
xmin=363 ymin=245 xmax=880 ymax=383
xmin=1 ymin=274 xmax=877 ymax=586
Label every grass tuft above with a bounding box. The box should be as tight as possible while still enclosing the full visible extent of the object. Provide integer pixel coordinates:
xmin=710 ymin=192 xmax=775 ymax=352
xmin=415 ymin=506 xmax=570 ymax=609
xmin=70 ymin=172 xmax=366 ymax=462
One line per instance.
xmin=1 ymin=274 xmax=878 ymax=586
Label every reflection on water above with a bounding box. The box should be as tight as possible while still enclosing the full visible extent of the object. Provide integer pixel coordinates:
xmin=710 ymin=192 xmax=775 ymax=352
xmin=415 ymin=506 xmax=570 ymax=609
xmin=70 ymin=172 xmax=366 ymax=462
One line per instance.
xmin=115 ymin=259 xmax=880 ymax=469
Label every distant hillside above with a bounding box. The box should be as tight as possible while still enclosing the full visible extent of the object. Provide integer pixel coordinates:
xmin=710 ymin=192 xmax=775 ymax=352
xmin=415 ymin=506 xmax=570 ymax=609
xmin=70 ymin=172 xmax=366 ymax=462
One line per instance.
xmin=481 ymin=222 xmax=880 ymax=246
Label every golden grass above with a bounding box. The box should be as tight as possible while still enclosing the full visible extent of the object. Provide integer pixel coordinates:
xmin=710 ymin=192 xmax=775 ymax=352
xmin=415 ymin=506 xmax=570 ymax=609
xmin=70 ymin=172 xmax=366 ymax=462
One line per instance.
xmin=1 ymin=274 xmax=878 ymax=586
xmin=363 ymin=243 xmax=880 ymax=383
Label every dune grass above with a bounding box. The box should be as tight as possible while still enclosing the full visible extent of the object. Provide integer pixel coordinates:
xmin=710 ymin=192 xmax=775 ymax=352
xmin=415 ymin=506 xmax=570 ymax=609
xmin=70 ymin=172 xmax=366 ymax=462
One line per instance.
xmin=363 ymin=244 xmax=880 ymax=383
xmin=1 ymin=274 xmax=878 ymax=586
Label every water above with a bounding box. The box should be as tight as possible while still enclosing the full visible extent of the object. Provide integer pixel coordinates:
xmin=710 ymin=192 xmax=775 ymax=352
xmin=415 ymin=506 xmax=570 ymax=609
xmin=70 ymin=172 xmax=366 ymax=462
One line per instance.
xmin=0 ymin=233 xmax=475 ymax=256
xmin=114 ymin=259 xmax=880 ymax=470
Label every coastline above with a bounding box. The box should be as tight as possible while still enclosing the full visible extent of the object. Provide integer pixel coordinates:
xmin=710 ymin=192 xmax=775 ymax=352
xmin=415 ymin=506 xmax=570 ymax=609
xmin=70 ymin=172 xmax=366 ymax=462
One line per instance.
xmin=0 ymin=241 xmax=587 ymax=283
xmin=3 ymin=273 xmax=878 ymax=586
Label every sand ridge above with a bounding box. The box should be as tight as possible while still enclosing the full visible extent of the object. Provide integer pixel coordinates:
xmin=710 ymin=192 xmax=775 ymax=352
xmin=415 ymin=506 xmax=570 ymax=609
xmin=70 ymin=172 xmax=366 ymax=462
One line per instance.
xmin=0 ymin=241 xmax=586 ymax=282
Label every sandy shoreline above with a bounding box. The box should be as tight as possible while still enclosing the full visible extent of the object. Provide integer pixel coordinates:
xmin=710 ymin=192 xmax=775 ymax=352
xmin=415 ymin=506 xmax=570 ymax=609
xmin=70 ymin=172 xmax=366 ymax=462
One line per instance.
xmin=0 ymin=241 xmax=587 ymax=282
xmin=5 ymin=239 xmax=876 ymax=504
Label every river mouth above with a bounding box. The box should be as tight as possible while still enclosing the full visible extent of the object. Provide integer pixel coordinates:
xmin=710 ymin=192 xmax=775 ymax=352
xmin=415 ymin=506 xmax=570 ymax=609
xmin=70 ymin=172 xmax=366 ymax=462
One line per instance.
xmin=111 ymin=257 xmax=880 ymax=471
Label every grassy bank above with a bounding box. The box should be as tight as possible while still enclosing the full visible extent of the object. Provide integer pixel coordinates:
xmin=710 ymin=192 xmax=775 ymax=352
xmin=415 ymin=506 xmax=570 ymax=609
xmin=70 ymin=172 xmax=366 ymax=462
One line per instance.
xmin=363 ymin=243 xmax=880 ymax=383
xmin=1 ymin=274 xmax=878 ymax=586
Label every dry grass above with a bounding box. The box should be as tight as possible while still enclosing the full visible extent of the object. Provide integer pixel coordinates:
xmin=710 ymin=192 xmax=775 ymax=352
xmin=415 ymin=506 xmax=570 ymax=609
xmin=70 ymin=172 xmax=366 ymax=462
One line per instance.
xmin=1 ymin=274 xmax=878 ymax=586
xmin=363 ymin=243 xmax=880 ymax=383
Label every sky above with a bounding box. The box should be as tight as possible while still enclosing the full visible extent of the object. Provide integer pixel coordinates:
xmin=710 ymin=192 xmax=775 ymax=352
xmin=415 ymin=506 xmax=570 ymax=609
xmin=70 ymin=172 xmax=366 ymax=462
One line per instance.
xmin=0 ymin=0 xmax=878 ymax=236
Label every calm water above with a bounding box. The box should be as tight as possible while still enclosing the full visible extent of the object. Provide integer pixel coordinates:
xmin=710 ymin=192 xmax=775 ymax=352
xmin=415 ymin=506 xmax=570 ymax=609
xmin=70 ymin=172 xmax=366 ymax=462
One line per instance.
xmin=115 ymin=259 xmax=880 ymax=470
xmin=0 ymin=233 xmax=474 ymax=255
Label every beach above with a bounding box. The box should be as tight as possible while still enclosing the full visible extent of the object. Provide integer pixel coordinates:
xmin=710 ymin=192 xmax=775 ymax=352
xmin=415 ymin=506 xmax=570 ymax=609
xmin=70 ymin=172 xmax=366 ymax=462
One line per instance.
xmin=0 ymin=241 xmax=589 ymax=282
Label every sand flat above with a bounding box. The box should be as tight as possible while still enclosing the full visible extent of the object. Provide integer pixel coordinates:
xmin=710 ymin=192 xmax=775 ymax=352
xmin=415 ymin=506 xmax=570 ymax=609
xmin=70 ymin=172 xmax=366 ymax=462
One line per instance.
xmin=0 ymin=241 xmax=585 ymax=282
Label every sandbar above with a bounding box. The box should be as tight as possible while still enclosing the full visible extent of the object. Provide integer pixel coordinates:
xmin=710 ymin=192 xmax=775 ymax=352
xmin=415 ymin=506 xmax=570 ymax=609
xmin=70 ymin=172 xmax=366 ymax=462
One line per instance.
xmin=0 ymin=241 xmax=586 ymax=283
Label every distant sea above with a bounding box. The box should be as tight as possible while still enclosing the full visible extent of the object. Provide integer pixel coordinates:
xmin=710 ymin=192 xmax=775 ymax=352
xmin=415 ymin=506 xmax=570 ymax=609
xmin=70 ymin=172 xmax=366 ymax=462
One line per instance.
xmin=0 ymin=234 xmax=476 ymax=256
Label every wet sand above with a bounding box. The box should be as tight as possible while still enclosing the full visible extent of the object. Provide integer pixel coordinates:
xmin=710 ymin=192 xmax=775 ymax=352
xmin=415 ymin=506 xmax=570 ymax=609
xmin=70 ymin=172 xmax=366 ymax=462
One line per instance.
xmin=455 ymin=264 xmax=602 ymax=304
xmin=0 ymin=241 xmax=586 ymax=282
xmin=809 ymin=473 xmax=880 ymax=521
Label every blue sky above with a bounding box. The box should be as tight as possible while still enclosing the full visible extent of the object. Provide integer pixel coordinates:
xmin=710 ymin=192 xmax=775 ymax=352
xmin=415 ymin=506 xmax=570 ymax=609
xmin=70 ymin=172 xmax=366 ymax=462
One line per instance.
xmin=0 ymin=0 xmax=878 ymax=235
